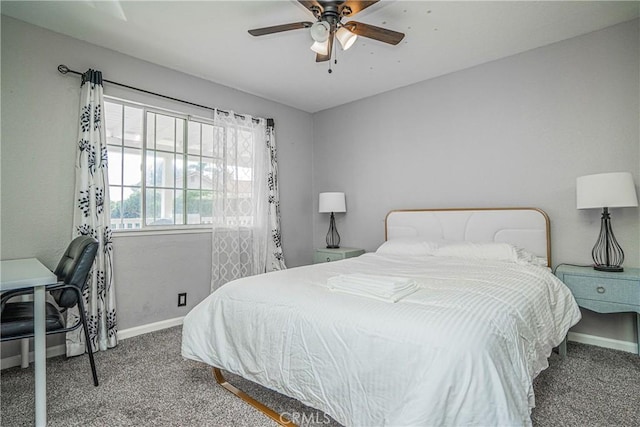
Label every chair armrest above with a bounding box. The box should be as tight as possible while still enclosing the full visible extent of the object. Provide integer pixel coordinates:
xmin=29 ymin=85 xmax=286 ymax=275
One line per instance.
xmin=45 ymin=281 xmax=73 ymax=292
xmin=1 ymin=288 xmax=34 ymax=301
xmin=1 ymin=288 xmax=35 ymax=312
xmin=1 ymin=281 xmax=67 ymax=312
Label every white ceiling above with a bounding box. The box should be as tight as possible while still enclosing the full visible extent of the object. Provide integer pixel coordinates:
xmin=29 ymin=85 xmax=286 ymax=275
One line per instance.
xmin=2 ymin=1 xmax=638 ymax=113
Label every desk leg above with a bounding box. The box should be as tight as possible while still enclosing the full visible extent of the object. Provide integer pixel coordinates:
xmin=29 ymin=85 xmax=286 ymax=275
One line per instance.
xmin=20 ymin=295 xmax=30 ymax=368
xmin=33 ymin=285 xmax=46 ymax=427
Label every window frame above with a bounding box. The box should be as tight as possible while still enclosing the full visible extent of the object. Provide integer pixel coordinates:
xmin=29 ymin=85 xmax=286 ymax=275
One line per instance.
xmin=105 ymin=96 xmax=230 ymax=234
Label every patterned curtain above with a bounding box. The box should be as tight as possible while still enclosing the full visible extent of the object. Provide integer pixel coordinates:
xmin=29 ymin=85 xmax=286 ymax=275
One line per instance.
xmin=211 ymin=113 xmax=286 ymax=291
xmin=68 ymin=69 xmax=117 ymax=356
xmin=266 ymin=119 xmax=286 ymax=272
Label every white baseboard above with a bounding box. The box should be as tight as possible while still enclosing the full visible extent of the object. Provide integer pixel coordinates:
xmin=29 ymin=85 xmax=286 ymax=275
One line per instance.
xmin=568 ymin=331 xmax=638 ymax=354
xmin=0 ymin=316 xmax=185 ymax=370
xmin=116 ymin=316 xmax=185 ymax=340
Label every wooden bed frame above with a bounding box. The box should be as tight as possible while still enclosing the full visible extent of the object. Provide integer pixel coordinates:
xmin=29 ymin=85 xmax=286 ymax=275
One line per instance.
xmin=211 ymin=207 xmax=552 ymax=426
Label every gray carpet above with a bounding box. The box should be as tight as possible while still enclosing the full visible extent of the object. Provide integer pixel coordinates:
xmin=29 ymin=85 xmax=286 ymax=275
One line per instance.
xmin=1 ymin=326 xmax=638 ymax=426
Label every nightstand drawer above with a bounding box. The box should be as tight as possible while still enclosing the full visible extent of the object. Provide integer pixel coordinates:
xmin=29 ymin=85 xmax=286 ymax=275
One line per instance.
xmin=563 ymin=275 xmax=640 ymax=305
xmin=313 ymin=247 xmax=365 ymax=264
xmin=314 ymin=252 xmax=346 ymax=263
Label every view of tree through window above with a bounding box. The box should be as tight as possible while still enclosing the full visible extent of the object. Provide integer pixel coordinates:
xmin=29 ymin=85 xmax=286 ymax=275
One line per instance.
xmin=105 ymin=99 xmax=254 ymax=230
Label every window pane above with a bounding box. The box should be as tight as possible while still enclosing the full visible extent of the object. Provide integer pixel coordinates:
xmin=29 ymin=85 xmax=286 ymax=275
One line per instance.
xmin=150 ymin=188 xmax=174 ymax=225
xmin=122 ymin=187 xmax=142 ymax=229
xmin=186 ymin=190 xmax=201 ymax=225
xmin=201 ymin=159 xmax=214 ymax=190
xmin=175 ymin=189 xmax=184 ymax=217
xmin=145 ymin=188 xmax=156 ymax=225
xmin=146 ymin=112 xmax=156 ymax=150
xmin=155 ymin=151 xmax=175 ymax=188
xmin=124 ymin=106 xmax=143 ymax=148
xmin=105 ymin=102 xmax=123 ymax=146
xmin=188 ymin=122 xmax=201 ymax=155
xmin=145 ymin=151 xmax=155 ymax=187
xmin=107 ymin=146 xmax=123 ymax=186
xmin=175 ymin=154 xmax=184 ymax=189
xmin=156 ymin=114 xmax=175 ymax=152
xmin=176 ymin=119 xmax=184 ymax=154
xmin=109 ymin=185 xmax=123 ymax=229
xmin=187 ymin=156 xmax=201 ymax=189
xmin=122 ymin=148 xmax=142 ymax=186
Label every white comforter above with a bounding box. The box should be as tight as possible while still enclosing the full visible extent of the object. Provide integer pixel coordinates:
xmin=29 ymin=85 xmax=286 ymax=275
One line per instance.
xmin=181 ymin=254 xmax=581 ymax=426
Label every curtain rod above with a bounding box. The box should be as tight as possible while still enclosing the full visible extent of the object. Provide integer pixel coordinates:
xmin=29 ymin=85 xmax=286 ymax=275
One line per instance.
xmin=57 ymin=65 xmax=268 ymax=125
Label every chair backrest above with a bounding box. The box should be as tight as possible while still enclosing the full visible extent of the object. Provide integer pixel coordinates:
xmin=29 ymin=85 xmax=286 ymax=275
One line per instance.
xmin=53 ymin=236 xmax=99 ymax=308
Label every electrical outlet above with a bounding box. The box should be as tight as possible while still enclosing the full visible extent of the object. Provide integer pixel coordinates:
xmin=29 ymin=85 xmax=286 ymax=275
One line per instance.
xmin=178 ymin=293 xmax=187 ymax=307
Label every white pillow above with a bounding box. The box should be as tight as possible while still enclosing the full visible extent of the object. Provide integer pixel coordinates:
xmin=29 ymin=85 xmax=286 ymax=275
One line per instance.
xmin=433 ymin=241 xmax=548 ymax=266
xmin=515 ymin=247 xmax=549 ymax=266
xmin=434 ymin=242 xmax=519 ymax=262
xmin=376 ymin=238 xmax=439 ymax=256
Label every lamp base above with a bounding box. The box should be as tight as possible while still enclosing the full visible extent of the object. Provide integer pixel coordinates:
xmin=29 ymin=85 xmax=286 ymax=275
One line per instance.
xmin=594 ymin=265 xmax=624 ymax=273
xmin=325 ymin=212 xmax=341 ymax=249
xmin=590 ymin=207 xmax=625 ymax=274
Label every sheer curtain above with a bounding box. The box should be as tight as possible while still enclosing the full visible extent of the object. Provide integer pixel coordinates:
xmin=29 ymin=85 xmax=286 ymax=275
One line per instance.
xmin=69 ymin=69 xmax=118 ymax=356
xmin=210 ymin=112 xmax=286 ymax=291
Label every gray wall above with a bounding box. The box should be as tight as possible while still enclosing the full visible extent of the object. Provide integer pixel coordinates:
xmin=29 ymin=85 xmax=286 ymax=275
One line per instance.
xmin=1 ymin=16 xmax=314 ymax=355
xmin=312 ymin=19 xmax=640 ymax=344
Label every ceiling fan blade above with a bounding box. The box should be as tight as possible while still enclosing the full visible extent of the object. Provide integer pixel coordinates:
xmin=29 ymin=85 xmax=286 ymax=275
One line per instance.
xmin=343 ymin=21 xmax=405 ymax=45
xmin=315 ymin=32 xmax=334 ymax=62
xmin=248 ymin=22 xmax=313 ymax=37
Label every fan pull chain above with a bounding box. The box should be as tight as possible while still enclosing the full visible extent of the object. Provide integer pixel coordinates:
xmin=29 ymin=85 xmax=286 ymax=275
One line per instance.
xmin=328 ymin=42 xmax=338 ymax=74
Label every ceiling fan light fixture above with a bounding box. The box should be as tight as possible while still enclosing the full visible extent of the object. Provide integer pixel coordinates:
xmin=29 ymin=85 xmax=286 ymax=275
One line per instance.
xmin=336 ymin=26 xmax=357 ymax=50
xmin=310 ymin=21 xmax=330 ymax=42
xmin=310 ymin=39 xmax=329 ymax=55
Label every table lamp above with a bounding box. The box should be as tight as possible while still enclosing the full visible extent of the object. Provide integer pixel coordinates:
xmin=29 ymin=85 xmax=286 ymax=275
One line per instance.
xmin=576 ymin=172 xmax=638 ymax=272
xmin=319 ymin=192 xmax=346 ymax=249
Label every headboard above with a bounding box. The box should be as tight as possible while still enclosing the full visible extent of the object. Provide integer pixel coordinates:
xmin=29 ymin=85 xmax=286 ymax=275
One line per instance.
xmin=384 ymin=208 xmax=551 ymax=266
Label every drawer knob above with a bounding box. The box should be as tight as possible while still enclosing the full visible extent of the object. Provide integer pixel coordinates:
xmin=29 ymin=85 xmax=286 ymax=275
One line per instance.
xmin=326 ymin=257 xmax=331 ymax=262
xmin=596 ymin=286 xmax=606 ymax=294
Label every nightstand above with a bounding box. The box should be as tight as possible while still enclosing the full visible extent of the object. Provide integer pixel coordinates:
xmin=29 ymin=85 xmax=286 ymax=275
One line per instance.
xmin=313 ymin=247 xmax=365 ymax=264
xmin=555 ymin=265 xmax=640 ymax=356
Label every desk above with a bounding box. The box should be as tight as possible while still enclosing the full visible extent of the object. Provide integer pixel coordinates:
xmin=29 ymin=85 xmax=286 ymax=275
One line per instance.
xmin=1 ymin=258 xmax=57 ymax=426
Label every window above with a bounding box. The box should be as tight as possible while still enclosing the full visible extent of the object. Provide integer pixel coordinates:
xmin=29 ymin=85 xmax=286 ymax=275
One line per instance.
xmin=105 ymin=98 xmax=256 ymax=230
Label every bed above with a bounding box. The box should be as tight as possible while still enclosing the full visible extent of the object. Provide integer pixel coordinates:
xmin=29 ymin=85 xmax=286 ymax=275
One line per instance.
xmin=181 ymin=208 xmax=581 ymax=426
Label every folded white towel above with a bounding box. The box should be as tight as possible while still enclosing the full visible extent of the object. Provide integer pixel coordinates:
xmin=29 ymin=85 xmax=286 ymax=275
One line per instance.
xmin=327 ymin=274 xmax=419 ymax=303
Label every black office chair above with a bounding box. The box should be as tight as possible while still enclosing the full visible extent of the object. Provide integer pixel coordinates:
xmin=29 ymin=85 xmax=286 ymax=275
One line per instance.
xmin=1 ymin=235 xmax=100 ymax=386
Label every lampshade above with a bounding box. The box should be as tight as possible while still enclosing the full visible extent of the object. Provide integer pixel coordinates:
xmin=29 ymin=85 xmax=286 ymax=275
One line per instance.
xmin=336 ymin=26 xmax=357 ymax=50
xmin=310 ymin=21 xmax=330 ymax=42
xmin=310 ymin=39 xmax=329 ymax=55
xmin=319 ymin=192 xmax=346 ymax=213
xmin=576 ymin=172 xmax=638 ymax=209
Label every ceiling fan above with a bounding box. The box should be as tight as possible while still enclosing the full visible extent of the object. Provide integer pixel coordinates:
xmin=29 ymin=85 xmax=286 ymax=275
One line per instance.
xmin=248 ymin=0 xmax=405 ymax=65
